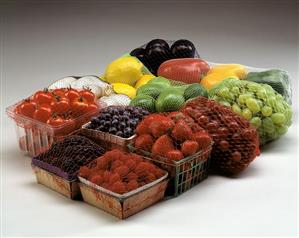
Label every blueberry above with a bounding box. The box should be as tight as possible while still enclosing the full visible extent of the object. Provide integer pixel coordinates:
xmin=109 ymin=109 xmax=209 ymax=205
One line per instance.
xmin=100 ymin=119 xmax=106 ymax=125
xmin=109 ymin=127 xmax=117 ymax=134
xmin=98 ymin=125 xmax=105 ymax=131
xmin=119 ymin=122 xmax=126 ymax=129
xmin=122 ymin=115 xmax=130 ymax=122
xmin=123 ymin=111 xmax=130 ymax=116
xmin=91 ymin=117 xmax=100 ymax=125
xmin=112 ymin=115 xmax=119 ymax=120
xmin=112 ymin=119 xmax=119 ymax=126
xmin=128 ymin=119 xmax=137 ymax=127
xmin=116 ymin=131 xmax=124 ymax=137
xmin=104 ymin=121 xmax=111 ymax=127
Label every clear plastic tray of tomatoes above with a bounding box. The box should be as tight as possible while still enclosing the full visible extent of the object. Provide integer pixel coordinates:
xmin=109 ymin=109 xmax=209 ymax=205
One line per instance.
xmin=6 ymin=88 xmax=100 ymax=157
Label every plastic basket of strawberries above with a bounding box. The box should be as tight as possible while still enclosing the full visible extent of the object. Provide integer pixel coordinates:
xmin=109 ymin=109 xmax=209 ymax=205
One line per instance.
xmin=128 ymin=112 xmax=213 ymax=197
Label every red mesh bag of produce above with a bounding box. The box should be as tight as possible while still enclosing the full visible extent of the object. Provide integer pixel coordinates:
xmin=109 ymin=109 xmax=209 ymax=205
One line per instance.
xmin=182 ymin=96 xmax=260 ymax=175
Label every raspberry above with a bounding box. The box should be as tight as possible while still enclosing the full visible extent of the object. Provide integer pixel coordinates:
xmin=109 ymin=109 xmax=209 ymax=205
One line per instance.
xmin=90 ymin=175 xmax=103 ymax=186
xmin=111 ymin=181 xmax=127 ymax=194
xmin=127 ymin=180 xmax=139 ymax=191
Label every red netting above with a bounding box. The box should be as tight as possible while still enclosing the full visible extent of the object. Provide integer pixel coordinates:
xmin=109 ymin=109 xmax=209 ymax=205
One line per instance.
xmin=182 ymin=96 xmax=260 ymax=175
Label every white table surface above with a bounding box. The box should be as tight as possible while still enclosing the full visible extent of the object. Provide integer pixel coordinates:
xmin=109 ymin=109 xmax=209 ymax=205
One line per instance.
xmin=1 ymin=0 xmax=298 ymax=237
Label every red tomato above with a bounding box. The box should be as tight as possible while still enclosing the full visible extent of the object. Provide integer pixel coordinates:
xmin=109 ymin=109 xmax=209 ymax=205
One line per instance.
xmin=87 ymin=102 xmax=99 ymax=112
xmin=80 ymin=89 xmax=95 ymax=102
xmin=51 ymin=97 xmax=70 ymax=114
xmin=33 ymin=89 xmax=53 ymax=105
xmin=65 ymin=88 xmax=80 ymax=102
xmin=16 ymin=100 xmax=37 ymax=118
xmin=71 ymin=97 xmax=89 ymax=117
xmin=52 ymin=88 xmax=67 ymax=98
xmin=33 ymin=106 xmax=52 ymax=123
xmin=157 ymin=58 xmax=210 ymax=84
xmin=47 ymin=115 xmax=66 ymax=126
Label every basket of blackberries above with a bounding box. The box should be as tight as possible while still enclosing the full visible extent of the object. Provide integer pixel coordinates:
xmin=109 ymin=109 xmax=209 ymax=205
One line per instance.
xmin=82 ymin=106 xmax=150 ymax=149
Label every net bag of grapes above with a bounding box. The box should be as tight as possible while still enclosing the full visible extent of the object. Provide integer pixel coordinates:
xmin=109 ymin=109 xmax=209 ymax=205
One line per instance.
xmin=208 ymin=78 xmax=292 ymax=145
xmin=182 ymin=96 xmax=260 ymax=175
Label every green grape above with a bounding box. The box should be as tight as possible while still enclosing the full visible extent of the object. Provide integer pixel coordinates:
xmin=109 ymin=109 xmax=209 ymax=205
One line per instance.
xmin=267 ymin=96 xmax=276 ymax=108
xmin=285 ymin=109 xmax=293 ymax=125
xmin=262 ymin=117 xmax=275 ymax=133
xmin=231 ymin=86 xmax=240 ymax=95
xmin=271 ymin=113 xmax=286 ymax=125
xmin=276 ymin=125 xmax=288 ymax=135
xmin=250 ymin=117 xmax=262 ymax=128
xmin=232 ymin=104 xmax=242 ymax=114
xmin=219 ymin=100 xmax=231 ymax=107
xmin=238 ymin=94 xmax=248 ymax=104
xmin=276 ymin=94 xmax=283 ymax=100
xmin=247 ymin=83 xmax=260 ymax=92
xmin=261 ymin=105 xmax=272 ymax=117
xmin=242 ymin=108 xmax=252 ymax=120
xmin=246 ymin=98 xmax=261 ymax=114
xmin=256 ymin=89 xmax=267 ymax=100
xmin=219 ymin=87 xmax=230 ymax=97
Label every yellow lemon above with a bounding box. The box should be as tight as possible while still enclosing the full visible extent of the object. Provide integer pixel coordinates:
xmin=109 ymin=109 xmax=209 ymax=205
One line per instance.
xmin=135 ymin=74 xmax=155 ymax=89
xmin=104 ymin=56 xmax=143 ymax=86
xmin=112 ymin=83 xmax=136 ymax=99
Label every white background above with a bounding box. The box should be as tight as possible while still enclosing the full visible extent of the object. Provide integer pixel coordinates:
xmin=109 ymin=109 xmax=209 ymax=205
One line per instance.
xmin=1 ymin=0 xmax=298 ymax=237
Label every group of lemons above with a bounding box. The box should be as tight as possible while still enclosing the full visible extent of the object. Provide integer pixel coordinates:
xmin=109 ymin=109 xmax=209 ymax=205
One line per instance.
xmin=102 ymin=56 xmax=155 ymax=99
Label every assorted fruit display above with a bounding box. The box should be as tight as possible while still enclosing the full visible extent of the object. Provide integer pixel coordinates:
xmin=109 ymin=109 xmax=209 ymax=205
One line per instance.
xmin=85 ymin=106 xmax=149 ymax=138
xmin=6 ymin=38 xmax=293 ymax=218
xmin=208 ymin=78 xmax=292 ymax=145
xmin=79 ymin=149 xmax=166 ymax=194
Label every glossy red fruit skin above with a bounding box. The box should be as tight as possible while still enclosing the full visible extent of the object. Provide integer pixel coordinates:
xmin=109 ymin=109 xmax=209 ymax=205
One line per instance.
xmin=17 ymin=100 xmax=37 ymax=118
xmin=33 ymin=89 xmax=53 ymax=105
xmin=65 ymin=89 xmax=80 ymax=102
xmin=157 ymin=58 xmax=210 ymax=84
xmin=33 ymin=106 xmax=52 ymax=123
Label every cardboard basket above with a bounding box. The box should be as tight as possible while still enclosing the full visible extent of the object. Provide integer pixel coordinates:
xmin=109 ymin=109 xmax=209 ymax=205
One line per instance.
xmin=32 ymin=165 xmax=81 ymax=200
xmin=81 ymin=122 xmax=136 ymax=151
xmin=78 ymin=173 xmax=168 ymax=219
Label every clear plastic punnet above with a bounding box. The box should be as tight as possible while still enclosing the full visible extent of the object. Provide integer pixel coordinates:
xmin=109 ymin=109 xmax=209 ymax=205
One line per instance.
xmin=6 ymin=100 xmax=100 ymax=157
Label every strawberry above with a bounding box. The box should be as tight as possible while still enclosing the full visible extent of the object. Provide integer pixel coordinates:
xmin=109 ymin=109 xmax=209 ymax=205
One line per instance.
xmin=136 ymin=114 xmax=170 ymax=135
xmin=192 ymin=131 xmax=212 ymax=150
xmin=151 ymin=135 xmax=175 ymax=157
xmin=181 ymin=140 xmax=199 ymax=156
xmin=166 ymin=150 xmax=184 ymax=161
xmin=171 ymin=120 xmax=193 ymax=142
xmin=135 ymin=134 xmax=154 ymax=152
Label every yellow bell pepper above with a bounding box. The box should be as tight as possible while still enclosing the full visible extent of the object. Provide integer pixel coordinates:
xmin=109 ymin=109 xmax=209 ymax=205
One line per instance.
xmin=200 ymin=64 xmax=248 ymax=89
